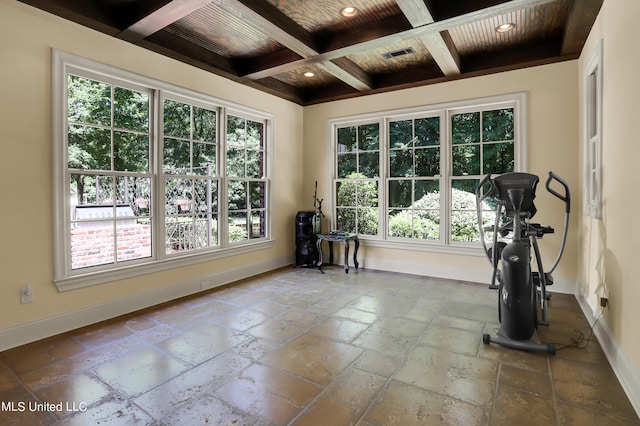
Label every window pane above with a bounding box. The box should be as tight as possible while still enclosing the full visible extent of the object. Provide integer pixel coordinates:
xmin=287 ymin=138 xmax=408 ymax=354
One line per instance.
xmin=227 ymin=116 xmax=246 ymax=147
xmin=193 ymin=107 xmax=217 ymax=142
xmin=163 ymin=138 xmax=190 ymax=174
xmin=390 ymin=150 xmax=413 ymax=177
xmin=357 ymin=208 xmax=379 ymax=235
xmin=228 ymin=180 xmax=247 ymax=210
xmin=452 ymin=112 xmax=480 ymax=144
xmin=165 ymin=217 xmax=194 ymax=253
xmin=357 ymin=180 xmax=378 ymax=207
xmin=116 ymin=219 xmax=151 ymax=262
xmin=114 ymin=87 xmax=149 ymax=132
xmin=482 ymin=142 xmax=514 ymax=174
xmin=250 ymin=181 xmax=265 ymax=209
xmin=193 ymin=178 xmax=217 ymax=214
xmin=337 ymin=153 xmax=357 ymax=178
xmin=415 ymin=117 xmax=439 ymax=147
xmin=246 ymin=150 xmax=263 ymax=178
xmin=389 ymin=120 xmax=412 ymax=148
xmin=197 ymin=214 xmax=218 ymax=247
xmin=336 ymin=181 xmax=355 ymax=206
xmin=413 ymin=211 xmax=440 ymax=240
xmin=336 ymin=208 xmax=356 ymax=233
xmin=165 ymin=177 xmax=193 ymax=214
xmin=68 ymin=125 xmax=112 ymax=171
xmin=250 ymin=212 xmax=266 ymax=239
xmin=389 ymin=180 xmax=412 ymax=208
xmin=415 ymin=180 xmax=439 ymax=203
xmin=70 ymin=174 xmax=112 ymax=206
xmin=359 ymin=151 xmax=379 ymax=178
xmin=451 ymin=179 xmax=481 ymax=242
xmin=114 ymin=131 xmax=149 ymax=172
xmin=388 ymin=209 xmax=409 ymax=237
xmin=337 ymin=126 xmax=356 ymax=152
xmin=415 ymin=148 xmax=440 ymax=176
xmin=482 ymin=108 xmax=513 ymax=142
xmin=229 ymin=212 xmax=248 ymax=242
xmin=246 ymin=120 xmax=263 ymax=150
xmin=452 ymin=145 xmax=480 ymax=176
xmin=226 ymin=147 xmax=245 ymax=177
xmin=163 ymin=99 xmax=190 ymax=138
xmin=67 ymin=75 xmax=111 ymax=125
xmin=358 ymin=123 xmax=379 ymax=150
xmin=71 ymin=226 xmax=114 ymax=269
xmin=115 ymin=176 xmax=150 ymax=215
xmin=193 ymin=142 xmax=216 ymax=176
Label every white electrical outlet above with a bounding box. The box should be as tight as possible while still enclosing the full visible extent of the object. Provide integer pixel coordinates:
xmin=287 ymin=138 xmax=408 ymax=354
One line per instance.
xmin=21 ymin=284 xmax=34 ymax=304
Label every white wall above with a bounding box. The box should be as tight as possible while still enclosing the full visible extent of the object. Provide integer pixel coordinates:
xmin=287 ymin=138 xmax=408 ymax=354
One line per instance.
xmin=577 ymin=0 xmax=640 ymax=413
xmin=0 ymin=0 xmax=303 ymax=348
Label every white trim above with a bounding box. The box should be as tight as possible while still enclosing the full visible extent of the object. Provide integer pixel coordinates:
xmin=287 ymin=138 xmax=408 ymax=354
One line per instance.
xmin=0 ymin=254 xmax=292 ymax=352
xmin=583 ymin=39 xmax=603 ymax=219
xmin=576 ymin=288 xmax=640 ymax=418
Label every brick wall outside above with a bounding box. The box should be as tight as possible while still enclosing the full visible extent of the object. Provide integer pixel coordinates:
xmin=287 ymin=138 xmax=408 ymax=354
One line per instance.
xmin=71 ymin=224 xmax=151 ymax=269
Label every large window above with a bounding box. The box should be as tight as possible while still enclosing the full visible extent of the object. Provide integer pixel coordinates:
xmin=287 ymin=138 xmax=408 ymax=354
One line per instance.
xmin=331 ymin=93 xmax=525 ymax=252
xmin=53 ymin=51 xmax=273 ymax=290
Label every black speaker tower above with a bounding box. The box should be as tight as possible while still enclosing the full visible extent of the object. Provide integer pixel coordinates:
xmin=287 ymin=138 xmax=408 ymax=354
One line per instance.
xmin=295 ymin=211 xmax=319 ymax=267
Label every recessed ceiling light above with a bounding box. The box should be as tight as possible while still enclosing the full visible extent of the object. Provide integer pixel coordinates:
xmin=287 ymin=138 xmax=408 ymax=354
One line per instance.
xmin=340 ymin=6 xmax=358 ymax=17
xmin=495 ymin=23 xmax=516 ymax=33
xmin=304 ymin=71 xmax=315 ymax=78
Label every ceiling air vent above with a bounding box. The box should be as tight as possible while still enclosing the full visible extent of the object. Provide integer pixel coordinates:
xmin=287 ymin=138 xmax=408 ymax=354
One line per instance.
xmin=383 ymin=47 xmax=415 ymax=59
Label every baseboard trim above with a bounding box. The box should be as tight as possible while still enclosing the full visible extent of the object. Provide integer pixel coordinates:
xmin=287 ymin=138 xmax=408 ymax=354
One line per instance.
xmin=0 ymin=254 xmax=292 ymax=352
xmin=576 ymin=289 xmax=640 ymax=417
xmin=359 ymin=256 xmax=577 ymax=294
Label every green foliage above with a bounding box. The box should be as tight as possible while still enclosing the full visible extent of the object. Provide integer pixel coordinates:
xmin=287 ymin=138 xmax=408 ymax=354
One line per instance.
xmin=387 ymin=188 xmax=496 ymax=242
xmin=336 ymin=172 xmax=378 ymax=235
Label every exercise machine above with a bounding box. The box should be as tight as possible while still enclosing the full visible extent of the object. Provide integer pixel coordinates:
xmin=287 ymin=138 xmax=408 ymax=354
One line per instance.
xmin=475 ymin=171 xmax=570 ymax=354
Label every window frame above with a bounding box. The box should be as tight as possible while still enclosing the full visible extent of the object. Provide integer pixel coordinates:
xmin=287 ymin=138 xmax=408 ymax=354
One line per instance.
xmin=583 ymin=39 xmax=603 ymax=219
xmin=52 ymin=50 xmax=274 ymax=291
xmin=329 ymin=92 xmax=527 ymax=256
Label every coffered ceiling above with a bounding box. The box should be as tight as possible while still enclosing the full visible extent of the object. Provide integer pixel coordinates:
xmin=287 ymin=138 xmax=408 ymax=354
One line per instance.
xmin=19 ymin=0 xmax=603 ymax=105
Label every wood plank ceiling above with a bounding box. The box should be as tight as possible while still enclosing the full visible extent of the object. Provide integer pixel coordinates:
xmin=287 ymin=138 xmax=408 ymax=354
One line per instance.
xmin=19 ymin=0 xmax=603 ymax=105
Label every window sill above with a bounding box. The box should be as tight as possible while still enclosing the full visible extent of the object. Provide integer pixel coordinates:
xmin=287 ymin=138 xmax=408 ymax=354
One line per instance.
xmin=357 ymin=237 xmax=486 ymax=257
xmin=54 ymin=239 xmax=275 ymax=292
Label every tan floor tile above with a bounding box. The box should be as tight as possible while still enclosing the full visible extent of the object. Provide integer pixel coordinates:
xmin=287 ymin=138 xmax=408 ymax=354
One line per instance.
xmin=133 ymin=351 xmax=251 ymax=419
xmin=55 ymin=396 xmax=154 ymax=425
xmin=394 ymin=346 xmax=497 ymax=406
xmin=35 ymin=373 xmax=111 ymax=418
xmin=291 ymin=368 xmax=386 ymax=425
xmin=418 ymin=324 xmax=482 ymax=356
xmin=492 ymin=385 xmax=556 ymax=425
xmin=161 ymin=393 xmax=258 ymax=425
xmin=499 ymin=364 xmax=553 ymax=397
xmin=157 ymin=322 xmax=248 ymax=365
xmin=363 ymin=379 xmax=489 ymax=425
xmin=308 ymin=316 xmax=370 ymax=342
xmin=247 ymin=307 xmax=324 ymax=343
xmin=557 ymin=400 xmax=640 ymax=425
xmin=214 ymin=363 xmax=322 ymax=424
xmin=262 ymin=334 xmax=363 ymax=386
xmin=94 ymin=346 xmax=189 ymax=397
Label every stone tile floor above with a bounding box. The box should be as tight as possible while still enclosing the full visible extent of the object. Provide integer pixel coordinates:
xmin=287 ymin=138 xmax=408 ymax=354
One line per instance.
xmin=1 ymin=266 xmax=638 ymax=425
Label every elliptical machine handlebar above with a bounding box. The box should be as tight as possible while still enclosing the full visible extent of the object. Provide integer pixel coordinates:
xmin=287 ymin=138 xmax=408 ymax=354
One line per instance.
xmin=545 ymin=172 xmax=571 ymax=213
xmin=545 ymin=171 xmax=571 ymax=274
